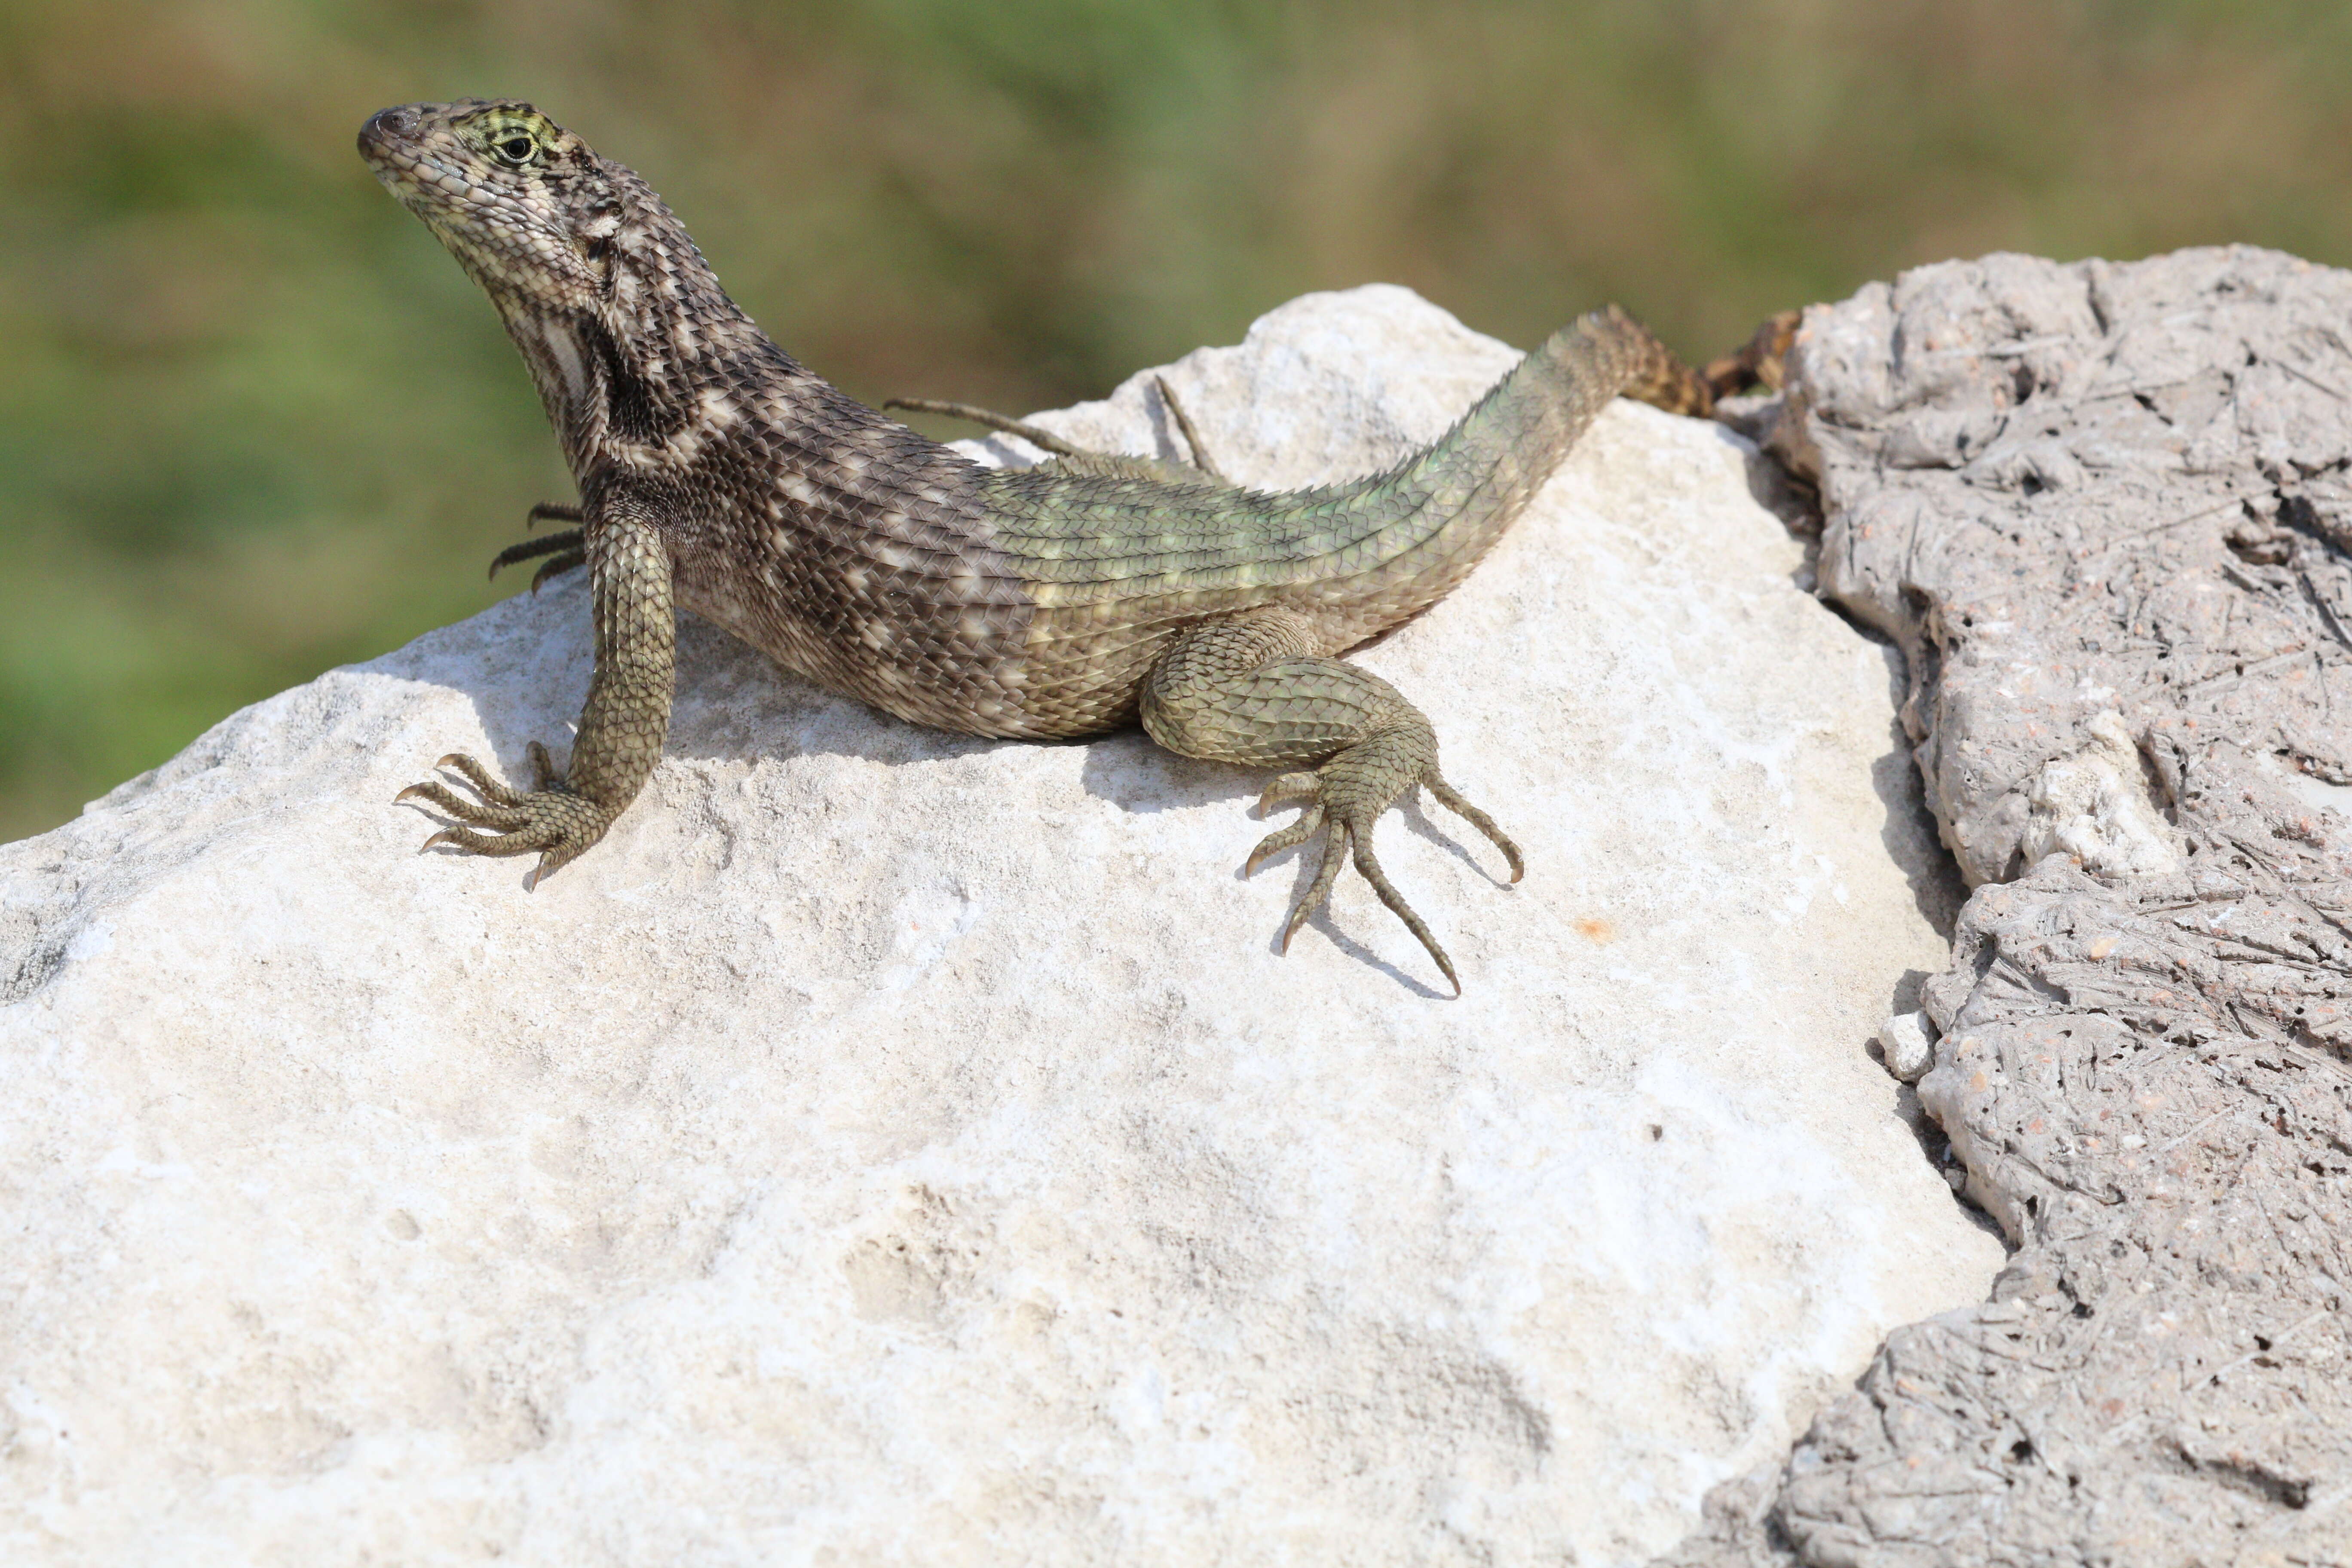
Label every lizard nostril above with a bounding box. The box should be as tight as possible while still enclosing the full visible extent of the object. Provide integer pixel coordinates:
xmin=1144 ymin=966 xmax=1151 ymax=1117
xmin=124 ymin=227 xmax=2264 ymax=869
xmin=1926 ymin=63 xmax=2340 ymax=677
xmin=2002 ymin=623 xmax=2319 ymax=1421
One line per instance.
xmin=360 ymin=106 xmax=420 ymax=150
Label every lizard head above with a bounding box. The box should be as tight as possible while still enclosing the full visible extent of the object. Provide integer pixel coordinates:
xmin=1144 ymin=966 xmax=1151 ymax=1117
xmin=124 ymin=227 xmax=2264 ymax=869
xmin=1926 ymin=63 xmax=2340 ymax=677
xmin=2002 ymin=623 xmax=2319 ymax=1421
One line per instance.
xmin=358 ymin=100 xmax=614 ymax=314
xmin=361 ymin=100 xmax=760 ymax=455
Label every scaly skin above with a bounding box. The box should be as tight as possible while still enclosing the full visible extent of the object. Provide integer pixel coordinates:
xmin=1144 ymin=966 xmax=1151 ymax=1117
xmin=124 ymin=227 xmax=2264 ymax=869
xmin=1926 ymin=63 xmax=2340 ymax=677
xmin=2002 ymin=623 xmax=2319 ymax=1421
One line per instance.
xmin=360 ymin=98 xmax=1737 ymax=993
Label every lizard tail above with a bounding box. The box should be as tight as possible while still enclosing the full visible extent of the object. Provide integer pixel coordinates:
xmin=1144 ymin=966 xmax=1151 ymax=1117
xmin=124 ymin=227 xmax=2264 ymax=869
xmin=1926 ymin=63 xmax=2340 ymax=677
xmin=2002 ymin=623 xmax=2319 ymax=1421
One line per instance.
xmin=1590 ymin=303 xmax=1717 ymax=418
xmin=1046 ymin=305 xmax=1740 ymax=607
xmin=1399 ymin=303 xmax=1715 ymax=510
xmin=1302 ymin=306 xmax=1708 ymax=594
xmin=1571 ymin=303 xmax=1804 ymax=415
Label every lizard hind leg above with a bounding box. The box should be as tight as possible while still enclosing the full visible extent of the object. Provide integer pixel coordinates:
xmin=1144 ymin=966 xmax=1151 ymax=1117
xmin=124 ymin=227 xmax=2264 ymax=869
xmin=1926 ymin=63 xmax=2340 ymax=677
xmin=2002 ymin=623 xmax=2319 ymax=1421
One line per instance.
xmin=1141 ymin=610 xmax=1521 ymax=996
xmin=885 ymin=376 xmax=1224 ymax=483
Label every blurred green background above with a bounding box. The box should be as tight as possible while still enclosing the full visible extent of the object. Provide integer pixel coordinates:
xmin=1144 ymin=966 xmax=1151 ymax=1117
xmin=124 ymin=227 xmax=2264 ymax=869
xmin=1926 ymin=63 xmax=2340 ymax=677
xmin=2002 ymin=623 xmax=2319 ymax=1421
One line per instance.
xmin=5 ymin=0 xmax=2352 ymax=841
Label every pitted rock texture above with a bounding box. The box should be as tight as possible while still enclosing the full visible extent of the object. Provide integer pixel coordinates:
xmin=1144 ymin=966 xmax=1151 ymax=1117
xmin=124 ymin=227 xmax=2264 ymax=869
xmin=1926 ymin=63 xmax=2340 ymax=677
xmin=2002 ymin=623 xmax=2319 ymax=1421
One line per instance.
xmin=1666 ymin=248 xmax=2352 ymax=1567
xmin=0 ymin=288 xmax=1998 ymax=1567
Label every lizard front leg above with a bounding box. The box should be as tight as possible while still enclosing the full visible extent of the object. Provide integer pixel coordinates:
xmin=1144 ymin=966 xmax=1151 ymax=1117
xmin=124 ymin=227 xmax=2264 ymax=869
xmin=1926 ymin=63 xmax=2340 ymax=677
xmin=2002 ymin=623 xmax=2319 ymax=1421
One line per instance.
xmin=1140 ymin=609 xmax=1521 ymax=995
xmin=398 ymin=509 xmax=674 ymax=886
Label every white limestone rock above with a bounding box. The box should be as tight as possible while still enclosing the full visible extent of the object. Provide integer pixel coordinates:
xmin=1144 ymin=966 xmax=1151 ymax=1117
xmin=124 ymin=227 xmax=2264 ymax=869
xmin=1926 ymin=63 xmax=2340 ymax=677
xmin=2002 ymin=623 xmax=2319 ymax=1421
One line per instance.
xmin=0 ymin=287 xmax=2001 ymax=1567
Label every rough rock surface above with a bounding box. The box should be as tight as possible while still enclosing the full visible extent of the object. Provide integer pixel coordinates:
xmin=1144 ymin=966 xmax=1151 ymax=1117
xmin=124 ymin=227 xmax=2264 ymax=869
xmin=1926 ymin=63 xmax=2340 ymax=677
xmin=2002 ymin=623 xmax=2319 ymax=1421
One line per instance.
xmin=1668 ymin=248 xmax=2352 ymax=1566
xmin=0 ymin=288 xmax=2000 ymax=1566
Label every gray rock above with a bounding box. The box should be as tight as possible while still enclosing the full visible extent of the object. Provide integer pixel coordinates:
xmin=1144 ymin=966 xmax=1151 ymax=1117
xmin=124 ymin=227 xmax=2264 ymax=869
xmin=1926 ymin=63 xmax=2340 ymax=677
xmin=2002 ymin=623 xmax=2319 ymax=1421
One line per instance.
xmin=0 ymin=288 xmax=1997 ymax=1565
xmin=1669 ymin=247 xmax=2352 ymax=1567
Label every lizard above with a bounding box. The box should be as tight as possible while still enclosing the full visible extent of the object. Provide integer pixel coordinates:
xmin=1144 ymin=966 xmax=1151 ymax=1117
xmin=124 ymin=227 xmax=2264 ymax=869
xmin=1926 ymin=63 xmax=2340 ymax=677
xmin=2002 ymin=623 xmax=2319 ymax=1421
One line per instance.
xmin=359 ymin=98 xmax=1778 ymax=995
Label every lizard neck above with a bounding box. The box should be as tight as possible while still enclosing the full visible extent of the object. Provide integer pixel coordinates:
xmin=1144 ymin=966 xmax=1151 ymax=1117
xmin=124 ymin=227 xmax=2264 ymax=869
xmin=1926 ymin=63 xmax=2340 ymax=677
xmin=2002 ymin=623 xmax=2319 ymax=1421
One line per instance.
xmin=487 ymin=159 xmax=784 ymax=480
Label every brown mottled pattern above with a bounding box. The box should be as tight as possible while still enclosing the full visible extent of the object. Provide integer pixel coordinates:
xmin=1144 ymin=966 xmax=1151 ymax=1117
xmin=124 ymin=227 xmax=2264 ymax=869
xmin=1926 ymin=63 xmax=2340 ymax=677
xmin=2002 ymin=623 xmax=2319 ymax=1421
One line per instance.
xmin=361 ymin=99 xmax=1718 ymax=989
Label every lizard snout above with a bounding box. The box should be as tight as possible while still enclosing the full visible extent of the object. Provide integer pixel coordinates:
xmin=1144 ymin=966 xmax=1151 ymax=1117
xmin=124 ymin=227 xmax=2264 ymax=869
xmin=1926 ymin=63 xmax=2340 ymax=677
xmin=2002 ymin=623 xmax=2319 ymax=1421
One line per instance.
xmin=357 ymin=105 xmax=423 ymax=160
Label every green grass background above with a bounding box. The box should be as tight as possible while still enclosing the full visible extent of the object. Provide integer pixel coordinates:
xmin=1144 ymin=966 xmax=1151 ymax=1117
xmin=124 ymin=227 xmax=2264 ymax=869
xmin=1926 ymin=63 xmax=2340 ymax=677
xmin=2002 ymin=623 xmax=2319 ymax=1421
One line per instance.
xmin=6 ymin=0 xmax=2352 ymax=840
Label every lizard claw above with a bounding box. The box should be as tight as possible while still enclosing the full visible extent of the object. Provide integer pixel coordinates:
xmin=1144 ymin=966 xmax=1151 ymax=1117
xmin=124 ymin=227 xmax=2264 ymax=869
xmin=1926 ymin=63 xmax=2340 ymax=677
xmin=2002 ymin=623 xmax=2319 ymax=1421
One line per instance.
xmin=397 ymin=748 xmax=614 ymax=884
xmin=489 ymin=504 xmax=585 ymax=587
xmin=1245 ymin=734 xmax=1519 ymax=997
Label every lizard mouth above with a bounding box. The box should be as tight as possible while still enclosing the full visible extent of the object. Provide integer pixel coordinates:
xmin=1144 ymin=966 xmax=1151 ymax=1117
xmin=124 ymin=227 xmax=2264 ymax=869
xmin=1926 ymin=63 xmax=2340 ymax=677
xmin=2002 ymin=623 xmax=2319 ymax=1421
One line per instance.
xmin=356 ymin=104 xmax=502 ymax=221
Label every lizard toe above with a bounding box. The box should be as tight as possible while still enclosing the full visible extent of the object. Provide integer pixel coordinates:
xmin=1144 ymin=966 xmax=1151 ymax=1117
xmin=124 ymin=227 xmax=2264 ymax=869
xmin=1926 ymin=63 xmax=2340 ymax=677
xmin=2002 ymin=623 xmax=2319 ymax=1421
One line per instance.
xmin=1256 ymin=730 xmax=1496 ymax=995
xmin=1245 ymin=802 xmax=1325 ymax=877
xmin=398 ymin=746 xmax=617 ymax=884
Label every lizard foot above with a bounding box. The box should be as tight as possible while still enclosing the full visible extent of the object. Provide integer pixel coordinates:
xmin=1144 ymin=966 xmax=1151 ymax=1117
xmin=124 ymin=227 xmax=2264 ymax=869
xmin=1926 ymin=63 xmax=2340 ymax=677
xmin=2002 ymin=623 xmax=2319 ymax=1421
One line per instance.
xmin=486 ymin=502 xmax=585 ymax=593
xmin=395 ymin=743 xmax=616 ymax=887
xmin=1242 ymin=730 xmax=1523 ymax=996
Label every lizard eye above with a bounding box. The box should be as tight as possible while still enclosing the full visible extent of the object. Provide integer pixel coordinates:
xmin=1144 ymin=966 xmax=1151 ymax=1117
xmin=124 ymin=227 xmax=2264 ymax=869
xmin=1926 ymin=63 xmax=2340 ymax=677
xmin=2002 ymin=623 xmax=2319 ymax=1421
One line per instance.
xmin=493 ymin=132 xmax=539 ymax=167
